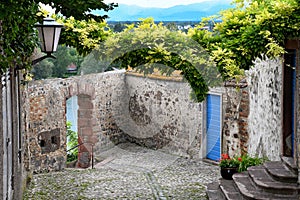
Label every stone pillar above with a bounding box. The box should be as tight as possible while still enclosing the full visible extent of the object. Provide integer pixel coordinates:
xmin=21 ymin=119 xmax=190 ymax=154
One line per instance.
xmin=77 ymin=94 xmax=93 ymax=168
xmin=223 ymin=80 xmax=249 ymax=157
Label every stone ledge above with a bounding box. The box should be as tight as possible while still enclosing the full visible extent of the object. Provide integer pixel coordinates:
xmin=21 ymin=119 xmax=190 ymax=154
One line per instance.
xmin=219 ymin=179 xmax=243 ymax=200
xmin=206 ymin=182 xmax=226 ymax=200
xmin=264 ymin=161 xmax=298 ymax=183
xmin=233 ymin=172 xmax=297 ymax=200
xmin=248 ymin=166 xmax=299 ymax=195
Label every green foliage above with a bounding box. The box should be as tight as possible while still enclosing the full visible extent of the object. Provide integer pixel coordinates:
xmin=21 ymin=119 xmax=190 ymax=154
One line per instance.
xmin=95 ymin=18 xmax=222 ymax=102
xmin=55 ymin=16 xmax=112 ymax=56
xmin=0 ymin=1 xmax=39 ymax=73
xmin=52 ymin=46 xmax=83 ymax=78
xmin=238 ymin=154 xmax=267 ymax=172
xmin=0 ymin=0 xmax=116 ymax=73
xmin=31 ymin=59 xmax=54 ymax=80
xmin=219 ymin=154 xmax=240 ymax=168
xmin=79 ymin=51 xmax=116 ymax=75
xmin=189 ymin=0 xmax=300 ymax=79
xmin=31 ymin=45 xmax=83 ymax=79
xmin=40 ymin=0 xmax=117 ymax=22
xmin=66 ymin=121 xmax=78 ymax=163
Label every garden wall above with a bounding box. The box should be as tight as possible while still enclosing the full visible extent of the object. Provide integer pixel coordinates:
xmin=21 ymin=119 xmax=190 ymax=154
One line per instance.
xmin=246 ymin=58 xmax=283 ymax=161
xmin=116 ymin=73 xmax=202 ymax=157
xmin=24 ymin=57 xmax=286 ymax=173
xmin=24 ymin=70 xmax=203 ymax=172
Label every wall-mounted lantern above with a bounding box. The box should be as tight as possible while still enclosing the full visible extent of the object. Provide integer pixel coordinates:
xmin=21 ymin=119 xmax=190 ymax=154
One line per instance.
xmin=32 ymin=16 xmax=63 ymax=65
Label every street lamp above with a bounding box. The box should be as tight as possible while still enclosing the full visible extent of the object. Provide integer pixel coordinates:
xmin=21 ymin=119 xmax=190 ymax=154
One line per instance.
xmin=32 ymin=16 xmax=64 ymax=65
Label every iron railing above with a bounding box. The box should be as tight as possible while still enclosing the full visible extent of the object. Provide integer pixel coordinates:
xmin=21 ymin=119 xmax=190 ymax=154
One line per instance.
xmin=67 ymin=142 xmax=94 ymax=169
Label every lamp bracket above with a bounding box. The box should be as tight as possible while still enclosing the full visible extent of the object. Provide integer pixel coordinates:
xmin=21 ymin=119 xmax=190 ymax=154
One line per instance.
xmin=32 ymin=53 xmax=56 ymax=65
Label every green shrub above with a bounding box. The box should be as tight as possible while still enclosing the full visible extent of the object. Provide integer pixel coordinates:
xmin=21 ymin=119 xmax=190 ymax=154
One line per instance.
xmin=66 ymin=121 xmax=78 ymax=163
xmin=238 ymin=154 xmax=267 ymax=172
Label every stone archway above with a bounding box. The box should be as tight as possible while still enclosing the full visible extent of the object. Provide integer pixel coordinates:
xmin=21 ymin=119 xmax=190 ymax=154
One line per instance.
xmin=66 ymin=82 xmax=96 ymax=168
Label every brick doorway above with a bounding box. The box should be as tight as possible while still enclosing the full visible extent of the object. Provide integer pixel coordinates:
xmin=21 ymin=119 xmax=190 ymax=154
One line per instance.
xmin=66 ymin=94 xmax=94 ymax=168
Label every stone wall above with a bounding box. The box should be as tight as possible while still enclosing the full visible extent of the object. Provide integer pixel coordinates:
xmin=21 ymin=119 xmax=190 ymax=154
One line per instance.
xmin=114 ymin=74 xmax=202 ymax=158
xmin=24 ymin=57 xmax=287 ymax=172
xmin=24 ymin=70 xmax=203 ymax=172
xmin=222 ymin=81 xmax=249 ymax=157
xmin=220 ymin=58 xmax=283 ymax=161
xmin=24 ymin=71 xmax=126 ymax=172
xmin=25 ymin=79 xmax=69 ymax=173
xmin=246 ymin=58 xmax=283 ymax=161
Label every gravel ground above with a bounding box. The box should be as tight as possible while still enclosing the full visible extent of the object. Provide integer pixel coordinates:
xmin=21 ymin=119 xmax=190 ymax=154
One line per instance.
xmin=23 ymin=143 xmax=220 ymax=200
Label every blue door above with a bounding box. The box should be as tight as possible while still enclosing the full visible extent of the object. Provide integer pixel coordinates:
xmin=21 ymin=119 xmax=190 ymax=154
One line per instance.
xmin=206 ymin=94 xmax=221 ymax=161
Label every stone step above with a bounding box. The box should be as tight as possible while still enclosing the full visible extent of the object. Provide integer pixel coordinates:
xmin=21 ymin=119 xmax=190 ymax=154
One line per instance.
xmin=247 ymin=166 xmax=300 ymax=195
xmin=233 ymin=172 xmax=297 ymax=200
xmin=281 ymin=156 xmax=298 ymax=175
xmin=206 ymin=181 xmax=226 ymax=200
xmin=219 ymin=179 xmax=245 ymax=200
xmin=264 ymin=161 xmax=297 ymax=183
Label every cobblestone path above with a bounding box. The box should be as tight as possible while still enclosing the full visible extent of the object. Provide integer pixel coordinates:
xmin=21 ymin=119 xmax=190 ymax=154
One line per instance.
xmin=23 ymin=143 xmax=220 ymax=200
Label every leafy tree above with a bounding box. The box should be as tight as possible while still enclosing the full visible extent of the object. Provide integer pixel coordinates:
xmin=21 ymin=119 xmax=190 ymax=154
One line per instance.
xmin=166 ymin=22 xmax=178 ymax=31
xmin=51 ymin=45 xmax=82 ymax=78
xmin=40 ymin=0 xmax=117 ymax=22
xmin=0 ymin=1 xmax=39 ymax=73
xmin=78 ymin=51 xmax=111 ymax=75
xmin=31 ymin=59 xmax=54 ymax=80
xmin=54 ymin=16 xmax=112 ymax=56
xmin=31 ymin=45 xmax=83 ymax=79
xmin=95 ymin=18 xmax=222 ymax=102
xmin=113 ymin=22 xmax=126 ymax=32
xmin=0 ymin=0 xmax=117 ymax=73
xmin=189 ymin=0 xmax=300 ymax=79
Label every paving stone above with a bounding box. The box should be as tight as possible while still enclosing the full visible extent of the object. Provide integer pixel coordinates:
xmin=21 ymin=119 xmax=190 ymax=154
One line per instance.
xmin=23 ymin=143 xmax=220 ymax=200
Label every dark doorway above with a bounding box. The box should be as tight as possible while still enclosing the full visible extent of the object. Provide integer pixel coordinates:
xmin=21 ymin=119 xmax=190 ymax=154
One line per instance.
xmin=282 ymin=49 xmax=296 ymax=157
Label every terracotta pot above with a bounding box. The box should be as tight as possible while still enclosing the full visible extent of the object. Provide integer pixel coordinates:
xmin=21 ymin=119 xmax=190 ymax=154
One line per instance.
xmin=220 ymin=167 xmax=238 ymax=180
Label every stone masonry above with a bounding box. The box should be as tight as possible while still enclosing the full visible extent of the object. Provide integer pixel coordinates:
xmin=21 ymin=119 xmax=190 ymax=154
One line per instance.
xmin=222 ymin=80 xmax=249 ymax=157
xmin=246 ymin=58 xmax=283 ymax=161
xmin=24 ymin=57 xmax=286 ymax=172
xmin=24 ymin=70 xmax=203 ymax=172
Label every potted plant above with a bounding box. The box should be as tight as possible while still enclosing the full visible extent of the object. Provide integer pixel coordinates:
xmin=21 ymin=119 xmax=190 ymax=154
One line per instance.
xmin=219 ymin=154 xmax=241 ymax=180
xmin=237 ymin=154 xmax=265 ymax=172
xmin=219 ymin=153 xmax=266 ymax=180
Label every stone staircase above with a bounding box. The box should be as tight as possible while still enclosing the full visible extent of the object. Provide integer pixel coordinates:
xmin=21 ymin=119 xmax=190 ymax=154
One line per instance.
xmin=206 ymin=157 xmax=300 ymax=200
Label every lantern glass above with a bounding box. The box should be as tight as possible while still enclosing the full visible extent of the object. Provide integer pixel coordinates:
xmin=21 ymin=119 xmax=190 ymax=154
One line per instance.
xmin=36 ymin=17 xmax=63 ymax=53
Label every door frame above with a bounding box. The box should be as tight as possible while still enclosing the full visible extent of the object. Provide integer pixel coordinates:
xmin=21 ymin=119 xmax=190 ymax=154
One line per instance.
xmin=201 ymin=91 xmax=223 ymax=161
xmin=282 ymin=49 xmax=297 ymax=157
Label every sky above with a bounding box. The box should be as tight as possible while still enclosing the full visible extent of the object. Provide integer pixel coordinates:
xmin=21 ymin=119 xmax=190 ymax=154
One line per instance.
xmin=104 ymin=0 xmax=230 ymax=8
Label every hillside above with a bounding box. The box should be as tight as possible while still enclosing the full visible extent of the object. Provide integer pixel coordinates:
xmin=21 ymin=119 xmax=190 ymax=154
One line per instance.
xmin=93 ymin=1 xmax=233 ymax=21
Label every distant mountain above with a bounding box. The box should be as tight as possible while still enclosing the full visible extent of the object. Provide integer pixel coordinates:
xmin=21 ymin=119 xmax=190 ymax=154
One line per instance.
xmin=93 ymin=1 xmax=233 ymax=21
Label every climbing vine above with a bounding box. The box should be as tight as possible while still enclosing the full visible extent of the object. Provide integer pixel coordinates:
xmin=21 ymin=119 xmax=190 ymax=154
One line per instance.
xmin=189 ymin=0 xmax=300 ymax=79
xmin=0 ymin=1 xmax=39 ymax=73
xmin=95 ymin=18 xmax=222 ymax=102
